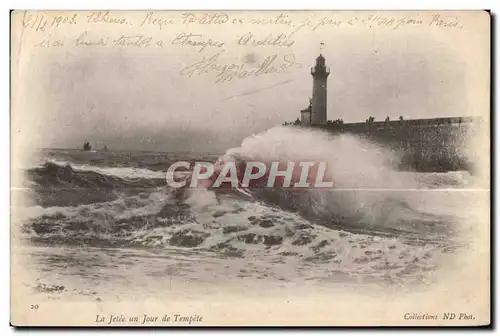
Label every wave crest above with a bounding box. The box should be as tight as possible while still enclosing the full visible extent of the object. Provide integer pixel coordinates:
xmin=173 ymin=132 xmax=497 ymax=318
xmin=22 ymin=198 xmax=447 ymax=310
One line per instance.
xmin=211 ymin=126 xmax=471 ymax=234
xmin=25 ymin=161 xmax=166 ymax=207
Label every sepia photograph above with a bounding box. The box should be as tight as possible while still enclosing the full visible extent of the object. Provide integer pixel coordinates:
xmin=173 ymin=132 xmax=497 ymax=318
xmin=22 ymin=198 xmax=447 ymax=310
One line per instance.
xmin=10 ymin=10 xmax=490 ymax=326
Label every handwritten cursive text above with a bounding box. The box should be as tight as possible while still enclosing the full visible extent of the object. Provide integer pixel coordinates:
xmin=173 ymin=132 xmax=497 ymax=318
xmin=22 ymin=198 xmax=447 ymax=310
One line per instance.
xmin=140 ymin=12 xmax=175 ymax=30
xmin=172 ymin=33 xmax=224 ymax=52
xmin=181 ymin=13 xmax=229 ymax=24
xmin=180 ymin=52 xmax=302 ymax=83
xmin=237 ymin=32 xmax=295 ymax=47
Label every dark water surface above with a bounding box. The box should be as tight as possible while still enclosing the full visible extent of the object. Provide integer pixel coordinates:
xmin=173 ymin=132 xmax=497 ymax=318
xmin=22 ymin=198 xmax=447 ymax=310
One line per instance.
xmin=12 ymin=132 xmax=485 ymax=300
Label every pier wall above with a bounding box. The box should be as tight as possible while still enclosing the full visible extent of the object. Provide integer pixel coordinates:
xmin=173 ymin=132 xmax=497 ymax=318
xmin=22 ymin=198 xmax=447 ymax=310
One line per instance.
xmin=305 ymin=117 xmax=482 ymax=172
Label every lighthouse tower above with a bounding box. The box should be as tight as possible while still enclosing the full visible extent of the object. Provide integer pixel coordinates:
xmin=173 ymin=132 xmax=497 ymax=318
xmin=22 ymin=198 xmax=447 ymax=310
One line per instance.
xmin=310 ymin=54 xmax=330 ymax=125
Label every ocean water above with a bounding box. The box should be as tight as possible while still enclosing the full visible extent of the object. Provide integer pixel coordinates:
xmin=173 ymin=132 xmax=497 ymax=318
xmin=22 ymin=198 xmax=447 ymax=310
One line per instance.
xmin=11 ymin=127 xmax=485 ymax=302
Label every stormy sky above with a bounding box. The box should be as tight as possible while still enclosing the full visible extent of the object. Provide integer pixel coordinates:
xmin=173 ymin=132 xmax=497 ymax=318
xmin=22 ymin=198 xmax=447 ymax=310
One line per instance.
xmin=13 ymin=11 xmax=488 ymax=153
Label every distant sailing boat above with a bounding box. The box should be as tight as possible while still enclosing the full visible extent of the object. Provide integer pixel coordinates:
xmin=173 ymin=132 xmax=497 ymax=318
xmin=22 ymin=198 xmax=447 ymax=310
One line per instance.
xmin=82 ymin=141 xmax=92 ymax=151
xmin=82 ymin=105 xmax=95 ymax=152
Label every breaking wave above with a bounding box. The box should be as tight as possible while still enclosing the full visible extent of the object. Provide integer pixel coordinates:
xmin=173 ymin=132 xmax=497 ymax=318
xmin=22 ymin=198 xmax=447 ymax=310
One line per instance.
xmin=24 ymin=161 xmax=166 ymax=207
xmin=16 ymin=127 xmax=479 ymax=285
xmin=213 ymin=127 xmax=475 ymax=235
xmin=41 ymin=158 xmax=167 ymax=180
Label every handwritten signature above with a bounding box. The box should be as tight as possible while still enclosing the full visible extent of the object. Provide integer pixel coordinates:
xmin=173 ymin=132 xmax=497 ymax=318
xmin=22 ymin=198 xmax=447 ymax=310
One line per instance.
xmin=180 ymin=52 xmax=302 ymax=83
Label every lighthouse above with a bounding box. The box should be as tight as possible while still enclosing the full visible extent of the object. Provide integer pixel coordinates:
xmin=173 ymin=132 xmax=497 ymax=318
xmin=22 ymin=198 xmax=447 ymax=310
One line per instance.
xmin=310 ymin=53 xmax=330 ymax=125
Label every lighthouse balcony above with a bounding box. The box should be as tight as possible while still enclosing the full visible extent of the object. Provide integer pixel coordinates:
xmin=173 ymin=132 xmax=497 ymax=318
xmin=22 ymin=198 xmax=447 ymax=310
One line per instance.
xmin=311 ymin=66 xmax=330 ymax=75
